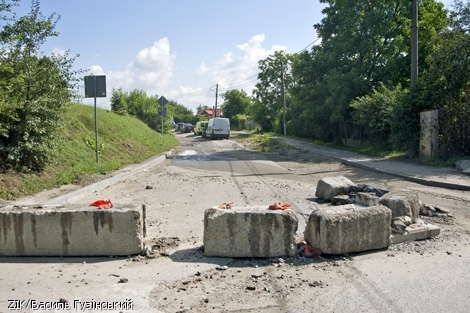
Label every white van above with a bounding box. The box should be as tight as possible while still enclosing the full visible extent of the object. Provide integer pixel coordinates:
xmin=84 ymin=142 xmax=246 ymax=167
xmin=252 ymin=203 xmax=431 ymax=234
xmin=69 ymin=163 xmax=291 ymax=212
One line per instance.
xmin=205 ymin=117 xmax=230 ymax=139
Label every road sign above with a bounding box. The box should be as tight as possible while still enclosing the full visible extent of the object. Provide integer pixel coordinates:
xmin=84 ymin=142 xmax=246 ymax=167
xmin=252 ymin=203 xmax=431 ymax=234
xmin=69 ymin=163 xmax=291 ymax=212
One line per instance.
xmin=84 ymin=75 xmax=106 ymax=98
xmin=158 ymin=107 xmax=167 ymax=117
xmin=158 ymin=96 xmax=168 ymax=107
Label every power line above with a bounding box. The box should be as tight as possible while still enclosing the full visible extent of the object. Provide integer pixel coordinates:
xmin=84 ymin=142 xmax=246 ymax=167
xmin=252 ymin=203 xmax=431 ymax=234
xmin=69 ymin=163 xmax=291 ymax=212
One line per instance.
xmin=298 ymin=37 xmax=321 ymax=53
xmin=168 ymin=38 xmax=320 ymax=104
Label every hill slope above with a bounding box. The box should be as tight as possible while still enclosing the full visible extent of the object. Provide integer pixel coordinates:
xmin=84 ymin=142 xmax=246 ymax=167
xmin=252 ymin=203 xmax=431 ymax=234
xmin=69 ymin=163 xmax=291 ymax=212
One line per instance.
xmin=0 ymin=103 xmax=179 ymax=200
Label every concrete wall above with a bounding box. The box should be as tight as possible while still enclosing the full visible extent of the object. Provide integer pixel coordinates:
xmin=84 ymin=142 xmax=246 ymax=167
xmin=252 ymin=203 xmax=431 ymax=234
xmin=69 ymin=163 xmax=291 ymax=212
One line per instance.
xmin=203 ymin=206 xmax=298 ymax=258
xmin=0 ymin=204 xmax=146 ymax=256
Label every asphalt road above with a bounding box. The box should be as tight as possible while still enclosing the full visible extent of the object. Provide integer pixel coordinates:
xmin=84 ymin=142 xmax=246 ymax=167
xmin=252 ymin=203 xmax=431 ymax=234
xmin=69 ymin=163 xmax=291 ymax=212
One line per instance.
xmin=2 ymin=132 xmax=470 ymax=313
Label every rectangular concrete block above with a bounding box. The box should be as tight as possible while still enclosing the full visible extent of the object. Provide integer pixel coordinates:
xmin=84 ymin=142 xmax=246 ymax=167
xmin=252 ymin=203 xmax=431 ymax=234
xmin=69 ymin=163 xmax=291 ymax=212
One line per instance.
xmin=0 ymin=204 xmax=146 ymax=256
xmin=304 ymin=204 xmax=391 ymax=255
xmin=315 ymin=176 xmax=356 ymax=201
xmin=203 ymin=206 xmax=298 ymax=258
xmin=379 ymin=190 xmax=420 ymax=223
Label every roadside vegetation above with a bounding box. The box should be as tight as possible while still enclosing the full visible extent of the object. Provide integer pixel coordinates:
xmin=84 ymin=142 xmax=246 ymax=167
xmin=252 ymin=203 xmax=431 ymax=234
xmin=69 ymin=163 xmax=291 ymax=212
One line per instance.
xmin=1 ymin=0 xmax=469 ymax=199
xmin=0 ymin=103 xmax=178 ymax=200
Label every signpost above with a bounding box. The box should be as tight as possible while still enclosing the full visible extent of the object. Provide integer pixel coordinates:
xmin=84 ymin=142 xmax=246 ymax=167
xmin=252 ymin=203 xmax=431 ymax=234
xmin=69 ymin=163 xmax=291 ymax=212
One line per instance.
xmin=158 ymin=96 xmax=168 ymax=134
xmin=84 ymin=75 xmax=106 ymax=163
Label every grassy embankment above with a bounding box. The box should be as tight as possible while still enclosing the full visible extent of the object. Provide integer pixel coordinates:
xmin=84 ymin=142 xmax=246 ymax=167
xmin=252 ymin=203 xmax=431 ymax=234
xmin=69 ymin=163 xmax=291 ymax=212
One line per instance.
xmin=0 ymin=103 xmax=179 ymax=200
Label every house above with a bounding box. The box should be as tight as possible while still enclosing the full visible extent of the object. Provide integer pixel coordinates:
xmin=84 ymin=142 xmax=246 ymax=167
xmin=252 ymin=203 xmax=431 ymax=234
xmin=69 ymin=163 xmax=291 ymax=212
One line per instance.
xmin=197 ymin=108 xmax=223 ymax=118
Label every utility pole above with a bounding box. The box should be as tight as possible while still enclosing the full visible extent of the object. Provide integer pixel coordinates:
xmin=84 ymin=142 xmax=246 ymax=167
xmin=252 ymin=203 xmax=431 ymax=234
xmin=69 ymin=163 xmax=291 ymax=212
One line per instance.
xmin=214 ymin=84 xmax=218 ymax=117
xmin=411 ymin=0 xmax=418 ymax=86
xmin=281 ymin=62 xmax=287 ymax=135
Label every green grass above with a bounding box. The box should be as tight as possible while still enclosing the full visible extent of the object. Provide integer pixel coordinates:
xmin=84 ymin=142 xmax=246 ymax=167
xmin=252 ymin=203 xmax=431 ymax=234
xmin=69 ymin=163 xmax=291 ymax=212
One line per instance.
xmin=308 ymin=139 xmax=408 ymax=160
xmin=0 ymin=103 xmax=179 ymax=200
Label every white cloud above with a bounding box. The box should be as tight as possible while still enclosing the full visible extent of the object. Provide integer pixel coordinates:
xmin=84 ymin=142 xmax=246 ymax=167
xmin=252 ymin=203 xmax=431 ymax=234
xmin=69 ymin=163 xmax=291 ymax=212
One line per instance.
xmin=168 ymin=34 xmax=290 ymax=112
xmin=196 ymin=63 xmax=208 ymax=74
xmin=88 ymin=65 xmax=105 ymax=75
xmin=51 ymin=47 xmax=66 ymax=56
xmin=211 ymin=34 xmax=287 ymax=91
xmin=83 ymin=35 xmax=287 ymax=111
xmin=84 ymin=38 xmax=176 ymax=108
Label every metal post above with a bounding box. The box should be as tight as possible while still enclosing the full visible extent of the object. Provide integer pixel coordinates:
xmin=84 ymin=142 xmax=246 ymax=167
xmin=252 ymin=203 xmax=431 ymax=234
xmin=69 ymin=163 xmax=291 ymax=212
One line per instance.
xmin=214 ymin=84 xmax=218 ymax=117
xmin=411 ymin=0 xmax=418 ymax=86
xmin=281 ymin=61 xmax=287 ymax=135
xmin=93 ymin=76 xmax=99 ymax=163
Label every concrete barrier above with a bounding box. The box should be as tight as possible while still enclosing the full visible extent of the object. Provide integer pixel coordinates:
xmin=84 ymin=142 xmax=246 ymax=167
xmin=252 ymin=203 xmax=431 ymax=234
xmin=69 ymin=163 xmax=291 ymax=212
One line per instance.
xmin=203 ymin=206 xmax=298 ymax=258
xmin=0 ymin=204 xmax=146 ymax=256
xmin=379 ymin=190 xmax=420 ymax=223
xmin=304 ymin=204 xmax=391 ymax=255
xmin=315 ymin=176 xmax=356 ymax=201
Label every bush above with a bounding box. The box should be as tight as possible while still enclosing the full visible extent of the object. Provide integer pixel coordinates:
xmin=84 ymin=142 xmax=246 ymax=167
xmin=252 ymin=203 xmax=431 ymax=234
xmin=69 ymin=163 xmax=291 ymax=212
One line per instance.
xmin=351 ymin=84 xmax=405 ymax=149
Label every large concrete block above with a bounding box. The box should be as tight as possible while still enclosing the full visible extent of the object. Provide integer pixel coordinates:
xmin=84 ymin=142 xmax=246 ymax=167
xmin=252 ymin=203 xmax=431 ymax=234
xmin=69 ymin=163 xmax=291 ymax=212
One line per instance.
xmin=0 ymin=204 xmax=145 ymax=256
xmin=379 ymin=190 xmax=420 ymax=223
xmin=315 ymin=176 xmax=356 ymax=201
xmin=304 ymin=204 xmax=391 ymax=255
xmin=203 ymin=206 xmax=298 ymax=258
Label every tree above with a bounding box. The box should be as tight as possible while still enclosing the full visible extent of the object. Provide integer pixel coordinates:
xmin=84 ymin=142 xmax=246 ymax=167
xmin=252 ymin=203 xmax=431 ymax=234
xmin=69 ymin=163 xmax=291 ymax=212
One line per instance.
xmin=170 ymin=101 xmax=195 ymax=124
xmin=110 ymin=87 xmax=128 ymax=115
xmin=221 ymin=89 xmax=252 ymax=129
xmin=252 ymin=50 xmax=295 ymax=132
xmin=0 ymin=0 xmax=82 ymax=171
xmin=289 ymin=0 xmax=447 ymax=142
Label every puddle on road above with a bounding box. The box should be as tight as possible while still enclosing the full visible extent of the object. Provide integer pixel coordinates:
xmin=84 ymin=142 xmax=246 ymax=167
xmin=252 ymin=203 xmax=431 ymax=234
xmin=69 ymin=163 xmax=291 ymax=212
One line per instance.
xmin=172 ymin=149 xmax=240 ymax=171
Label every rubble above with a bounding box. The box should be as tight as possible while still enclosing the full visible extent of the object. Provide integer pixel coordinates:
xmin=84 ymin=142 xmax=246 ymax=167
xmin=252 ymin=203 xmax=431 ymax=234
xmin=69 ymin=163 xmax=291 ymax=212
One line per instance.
xmin=455 ymin=159 xmax=470 ymax=175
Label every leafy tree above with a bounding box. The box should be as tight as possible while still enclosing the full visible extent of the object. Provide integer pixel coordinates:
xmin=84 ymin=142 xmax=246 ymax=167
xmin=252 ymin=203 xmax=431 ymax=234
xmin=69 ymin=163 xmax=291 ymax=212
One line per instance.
xmin=171 ymin=101 xmax=195 ymax=124
xmin=196 ymin=104 xmax=210 ymax=113
xmin=289 ymin=0 xmax=447 ymax=142
xmin=221 ymin=89 xmax=252 ymax=129
xmin=351 ymin=84 xmax=406 ymax=148
xmin=110 ymin=87 xmax=128 ymax=115
xmin=0 ymin=0 xmax=82 ymax=171
xmin=252 ymin=50 xmax=295 ymax=132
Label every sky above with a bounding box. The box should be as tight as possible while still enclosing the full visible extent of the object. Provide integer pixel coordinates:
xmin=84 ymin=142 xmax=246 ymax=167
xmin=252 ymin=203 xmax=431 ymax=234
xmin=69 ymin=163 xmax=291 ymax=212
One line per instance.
xmin=13 ymin=0 xmax=455 ymax=113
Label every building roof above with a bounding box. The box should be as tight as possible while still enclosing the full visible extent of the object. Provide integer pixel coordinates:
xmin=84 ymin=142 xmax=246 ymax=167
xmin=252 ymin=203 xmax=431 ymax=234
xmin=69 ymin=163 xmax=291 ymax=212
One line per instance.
xmin=197 ymin=108 xmax=223 ymax=117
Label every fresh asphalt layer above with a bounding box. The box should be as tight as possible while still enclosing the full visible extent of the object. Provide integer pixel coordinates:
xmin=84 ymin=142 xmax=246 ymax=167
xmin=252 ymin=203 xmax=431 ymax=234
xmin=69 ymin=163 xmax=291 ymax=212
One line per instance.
xmin=44 ymin=137 xmax=470 ymax=205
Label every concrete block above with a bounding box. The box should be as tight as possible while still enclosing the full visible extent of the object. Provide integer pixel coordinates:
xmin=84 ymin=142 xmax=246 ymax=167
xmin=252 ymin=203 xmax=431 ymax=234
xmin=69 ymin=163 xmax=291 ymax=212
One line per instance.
xmin=355 ymin=192 xmax=379 ymax=206
xmin=391 ymin=222 xmax=440 ymax=244
xmin=203 ymin=206 xmax=298 ymax=258
xmin=0 ymin=204 xmax=145 ymax=256
xmin=379 ymin=190 xmax=420 ymax=223
xmin=304 ymin=204 xmax=391 ymax=255
xmin=315 ymin=176 xmax=356 ymax=201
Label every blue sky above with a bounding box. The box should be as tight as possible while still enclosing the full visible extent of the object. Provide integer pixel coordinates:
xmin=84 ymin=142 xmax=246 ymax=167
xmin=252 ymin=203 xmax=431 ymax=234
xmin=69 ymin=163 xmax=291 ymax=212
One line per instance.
xmin=15 ymin=0 xmax=455 ymax=112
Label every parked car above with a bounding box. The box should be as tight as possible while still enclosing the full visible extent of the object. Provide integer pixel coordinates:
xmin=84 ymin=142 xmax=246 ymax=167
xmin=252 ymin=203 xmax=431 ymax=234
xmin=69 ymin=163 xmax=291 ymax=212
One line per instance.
xmin=194 ymin=121 xmax=208 ymax=136
xmin=176 ymin=122 xmax=185 ymax=132
xmin=180 ymin=123 xmax=194 ymax=133
xmin=205 ymin=117 xmax=230 ymax=139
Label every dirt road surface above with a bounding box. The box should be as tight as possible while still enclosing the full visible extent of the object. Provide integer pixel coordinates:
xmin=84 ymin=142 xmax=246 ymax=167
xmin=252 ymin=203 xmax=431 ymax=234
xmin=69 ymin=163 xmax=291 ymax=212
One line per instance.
xmin=2 ymin=133 xmax=470 ymax=313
